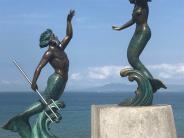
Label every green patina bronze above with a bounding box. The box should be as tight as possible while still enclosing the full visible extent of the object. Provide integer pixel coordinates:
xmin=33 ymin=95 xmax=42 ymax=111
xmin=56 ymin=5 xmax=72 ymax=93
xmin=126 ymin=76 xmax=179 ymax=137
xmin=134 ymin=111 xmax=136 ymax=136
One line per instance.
xmin=3 ymin=10 xmax=75 ymax=137
xmin=119 ymin=68 xmax=153 ymax=106
xmin=3 ymin=74 xmax=66 ymax=138
xmin=3 ymin=101 xmax=64 ymax=138
xmin=44 ymin=73 xmax=67 ymax=101
xmin=112 ymin=0 xmax=166 ymax=106
xmin=31 ymin=101 xmax=64 ymax=138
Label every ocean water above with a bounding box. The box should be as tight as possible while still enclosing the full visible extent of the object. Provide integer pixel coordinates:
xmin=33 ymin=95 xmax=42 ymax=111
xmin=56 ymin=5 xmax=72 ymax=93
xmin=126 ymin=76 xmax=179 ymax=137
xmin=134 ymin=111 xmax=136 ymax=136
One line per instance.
xmin=0 ymin=92 xmax=183 ymax=138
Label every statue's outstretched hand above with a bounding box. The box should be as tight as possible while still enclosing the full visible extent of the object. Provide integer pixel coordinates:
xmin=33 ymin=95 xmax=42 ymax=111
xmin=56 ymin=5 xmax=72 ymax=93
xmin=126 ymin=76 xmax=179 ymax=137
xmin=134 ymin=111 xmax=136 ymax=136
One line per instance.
xmin=112 ymin=26 xmax=121 ymax=31
xmin=67 ymin=10 xmax=75 ymax=22
xmin=31 ymin=82 xmax=38 ymax=92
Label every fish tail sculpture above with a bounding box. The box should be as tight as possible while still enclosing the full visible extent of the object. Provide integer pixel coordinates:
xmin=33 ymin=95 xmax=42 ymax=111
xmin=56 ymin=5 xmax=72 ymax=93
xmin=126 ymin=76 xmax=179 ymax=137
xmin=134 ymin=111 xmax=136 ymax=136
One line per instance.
xmin=2 ymin=100 xmax=65 ymax=138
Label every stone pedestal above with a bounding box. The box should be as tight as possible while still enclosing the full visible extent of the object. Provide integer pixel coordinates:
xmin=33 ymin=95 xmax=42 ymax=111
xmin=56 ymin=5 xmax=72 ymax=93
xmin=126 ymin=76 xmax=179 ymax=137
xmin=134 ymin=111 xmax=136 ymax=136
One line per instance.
xmin=91 ymin=105 xmax=177 ymax=138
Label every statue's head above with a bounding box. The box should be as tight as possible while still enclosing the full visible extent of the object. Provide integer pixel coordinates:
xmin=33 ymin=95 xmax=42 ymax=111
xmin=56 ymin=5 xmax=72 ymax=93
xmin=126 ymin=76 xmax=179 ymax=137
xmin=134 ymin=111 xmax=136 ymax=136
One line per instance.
xmin=129 ymin=0 xmax=135 ymax=4
xmin=129 ymin=0 xmax=151 ymax=4
xmin=39 ymin=29 xmax=60 ymax=48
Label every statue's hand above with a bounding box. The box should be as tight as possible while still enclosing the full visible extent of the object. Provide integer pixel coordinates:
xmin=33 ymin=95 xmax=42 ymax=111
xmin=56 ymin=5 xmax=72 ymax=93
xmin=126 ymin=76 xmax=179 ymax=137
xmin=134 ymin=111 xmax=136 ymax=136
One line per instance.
xmin=112 ymin=26 xmax=122 ymax=31
xmin=31 ymin=82 xmax=38 ymax=92
xmin=67 ymin=10 xmax=75 ymax=22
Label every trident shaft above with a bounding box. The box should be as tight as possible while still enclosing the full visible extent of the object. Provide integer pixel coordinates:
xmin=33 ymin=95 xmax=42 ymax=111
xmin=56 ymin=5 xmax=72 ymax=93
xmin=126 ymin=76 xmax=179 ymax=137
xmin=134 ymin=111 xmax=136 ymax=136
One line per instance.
xmin=12 ymin=59 xmax=59 ymax=122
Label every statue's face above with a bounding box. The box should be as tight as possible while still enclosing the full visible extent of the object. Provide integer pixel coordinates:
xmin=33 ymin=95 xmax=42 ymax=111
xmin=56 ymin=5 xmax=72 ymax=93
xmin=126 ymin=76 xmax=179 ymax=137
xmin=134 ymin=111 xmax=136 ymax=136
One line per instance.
xmin=50 ymin=39 xmax=58 ymax=46
xmin=50 ymin=33 xmax=55 ymax=40
xmin=49 ymin=34 xmax=60 ymax=47
xmin=129 ymin=0 xmax=135 ymax=4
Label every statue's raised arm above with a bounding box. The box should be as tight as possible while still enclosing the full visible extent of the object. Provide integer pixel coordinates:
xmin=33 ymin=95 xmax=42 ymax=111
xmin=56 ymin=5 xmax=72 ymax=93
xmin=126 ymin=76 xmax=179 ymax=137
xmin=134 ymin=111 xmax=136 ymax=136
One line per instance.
xmin=60 ymin=10 xmax=75 ymax=50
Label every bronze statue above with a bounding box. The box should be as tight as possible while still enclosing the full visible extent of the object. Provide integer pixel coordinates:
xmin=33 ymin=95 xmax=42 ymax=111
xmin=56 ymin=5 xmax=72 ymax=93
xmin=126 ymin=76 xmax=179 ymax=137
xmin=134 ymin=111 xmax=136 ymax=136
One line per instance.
xmin=3 ymin=10 xmax=75 ymax=138
xmin=112 ymin=0 xmax=166 ymax=106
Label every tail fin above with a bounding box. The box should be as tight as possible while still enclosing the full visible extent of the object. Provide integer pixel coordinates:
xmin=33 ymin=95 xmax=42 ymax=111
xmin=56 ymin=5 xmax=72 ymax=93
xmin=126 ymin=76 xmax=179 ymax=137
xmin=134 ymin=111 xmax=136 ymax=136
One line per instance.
xmin=2 ymin=115 xmax=22 ymax=131
xmin=150 ymin=79 xmax=167 ymax=93
xmin=2 ymin=115 xmax=31 ymax=137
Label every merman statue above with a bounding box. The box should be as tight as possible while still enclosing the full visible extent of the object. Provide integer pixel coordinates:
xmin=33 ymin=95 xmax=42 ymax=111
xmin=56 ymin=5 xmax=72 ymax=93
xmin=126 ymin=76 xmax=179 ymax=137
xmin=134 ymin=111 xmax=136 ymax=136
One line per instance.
xmin=3 ymin=10 xmax=75 ymax=138
xmin=112 ymin=0 xmax=166 ymax=106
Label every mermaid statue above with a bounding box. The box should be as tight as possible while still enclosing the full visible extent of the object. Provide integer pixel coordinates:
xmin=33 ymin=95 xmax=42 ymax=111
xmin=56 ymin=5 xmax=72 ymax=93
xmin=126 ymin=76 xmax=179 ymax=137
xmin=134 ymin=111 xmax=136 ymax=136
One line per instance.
xmin=2 ymin=10 xmax=75 ymax=138
xmin=112 ymin=0 xmax=166 ymax=106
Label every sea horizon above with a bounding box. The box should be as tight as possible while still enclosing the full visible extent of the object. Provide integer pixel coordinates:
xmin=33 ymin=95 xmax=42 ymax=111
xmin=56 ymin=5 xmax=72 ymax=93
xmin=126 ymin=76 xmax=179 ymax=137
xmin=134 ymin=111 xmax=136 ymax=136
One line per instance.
xmin=0 ymin=92 xmax=183 ymax=138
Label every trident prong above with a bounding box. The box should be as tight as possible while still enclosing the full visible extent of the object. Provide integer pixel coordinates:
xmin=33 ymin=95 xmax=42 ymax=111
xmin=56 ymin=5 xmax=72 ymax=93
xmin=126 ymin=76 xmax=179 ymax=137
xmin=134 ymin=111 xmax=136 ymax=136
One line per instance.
xmin=12 ymin=59 xmax=60 ymax=122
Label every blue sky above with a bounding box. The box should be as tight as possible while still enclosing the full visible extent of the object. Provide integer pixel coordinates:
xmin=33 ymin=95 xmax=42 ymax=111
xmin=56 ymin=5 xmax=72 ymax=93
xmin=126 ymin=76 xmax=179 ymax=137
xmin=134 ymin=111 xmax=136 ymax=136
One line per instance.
xmin=0 ymin=0 xmax=184 ymax=91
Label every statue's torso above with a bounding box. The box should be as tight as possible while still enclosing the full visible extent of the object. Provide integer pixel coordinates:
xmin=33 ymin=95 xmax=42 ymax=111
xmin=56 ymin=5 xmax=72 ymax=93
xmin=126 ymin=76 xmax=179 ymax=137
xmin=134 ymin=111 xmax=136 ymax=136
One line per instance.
xmin=49 ymin=47 xmax=69 ymax=81
xmin=132 ymin=4 xmax=149 ymax=32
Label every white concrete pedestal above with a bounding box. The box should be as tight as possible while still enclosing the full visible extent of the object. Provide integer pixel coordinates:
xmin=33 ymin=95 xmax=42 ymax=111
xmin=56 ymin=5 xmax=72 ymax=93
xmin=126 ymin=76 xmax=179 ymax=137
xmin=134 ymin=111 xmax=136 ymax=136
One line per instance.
xmin=91 ymin=105 xmax=177 ymax=138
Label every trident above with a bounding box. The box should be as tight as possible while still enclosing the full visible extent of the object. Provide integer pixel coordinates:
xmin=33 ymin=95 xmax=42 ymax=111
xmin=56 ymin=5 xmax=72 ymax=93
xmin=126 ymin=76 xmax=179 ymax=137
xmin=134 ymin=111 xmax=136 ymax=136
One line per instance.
xmin=12 ymin=59 xmax=60 ymax=123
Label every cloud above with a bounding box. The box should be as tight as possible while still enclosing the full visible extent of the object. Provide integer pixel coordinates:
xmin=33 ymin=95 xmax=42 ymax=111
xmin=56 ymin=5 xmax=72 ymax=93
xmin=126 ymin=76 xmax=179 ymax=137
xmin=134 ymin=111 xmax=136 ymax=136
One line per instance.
xmin=0 ymin=80 xmax=21 ymax=85
xmin=148 ymin=63 xmax=184 ymax=79
xmin=69 ymin=63 xmax=184 ymax=83
xmin=70 ymin=73 xmax=81 ymax=80
xmin=87 ymin=65 xmax=129 ymax=80
xmin=0 ymin=80 xmax=11 ymax=85
xmin=70 ymin=65 xmax=129 ymax=81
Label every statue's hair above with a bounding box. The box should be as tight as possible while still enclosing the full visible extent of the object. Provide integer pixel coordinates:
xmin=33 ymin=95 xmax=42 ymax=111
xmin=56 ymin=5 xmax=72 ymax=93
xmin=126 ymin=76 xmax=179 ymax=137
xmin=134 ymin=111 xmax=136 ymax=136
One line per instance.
xmin=39 ymin=29 xmax=53 ymax=48
xmin=136 ymin=0 xmax=151 ymax=4
xmin=136 ymin=0 xmax=151 ymax=2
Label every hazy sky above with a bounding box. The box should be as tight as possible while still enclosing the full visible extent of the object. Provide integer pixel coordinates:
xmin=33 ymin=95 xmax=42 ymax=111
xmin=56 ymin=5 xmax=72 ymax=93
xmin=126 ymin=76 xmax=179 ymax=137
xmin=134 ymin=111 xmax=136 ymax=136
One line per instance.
xmin=0 ymin=0 xmax=184 ymax=91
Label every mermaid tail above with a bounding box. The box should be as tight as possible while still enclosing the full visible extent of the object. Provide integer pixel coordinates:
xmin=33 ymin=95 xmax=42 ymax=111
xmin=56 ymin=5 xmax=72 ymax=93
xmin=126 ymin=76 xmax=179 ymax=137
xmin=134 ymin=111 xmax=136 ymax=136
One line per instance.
xmin=150 ymin=79 xmax=167 ymax=93
xmin=2 ymin=102 xmax=44 ymax=138
xmin=20 ymin=101 xmax=44 ymax=117
xmin=119 ymin=68 xmax=167 ymax=106
xmin=119 ymin=68 xmax=153 ymax=106
xmin=43 ymin=73 xmax=67 ymax=100
xmin=2 ymin=101 xmax=44 ymax=129
xmin=2 ymin=115 xmax=31 ymax=138
xmin=3 ymin=73 xmax=67 ymax=137
xmin=2 ymin=115 xmax=30 ymax=132
xmin=32 ymin=100 xmax=65 ymax=138
xmin=127 ymin=25 xmax=152 ymax=79
xmin=2 ymin=100 xmax=65 ymax=138
xmin=127 ymin=25 xmax=167 ymax=92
